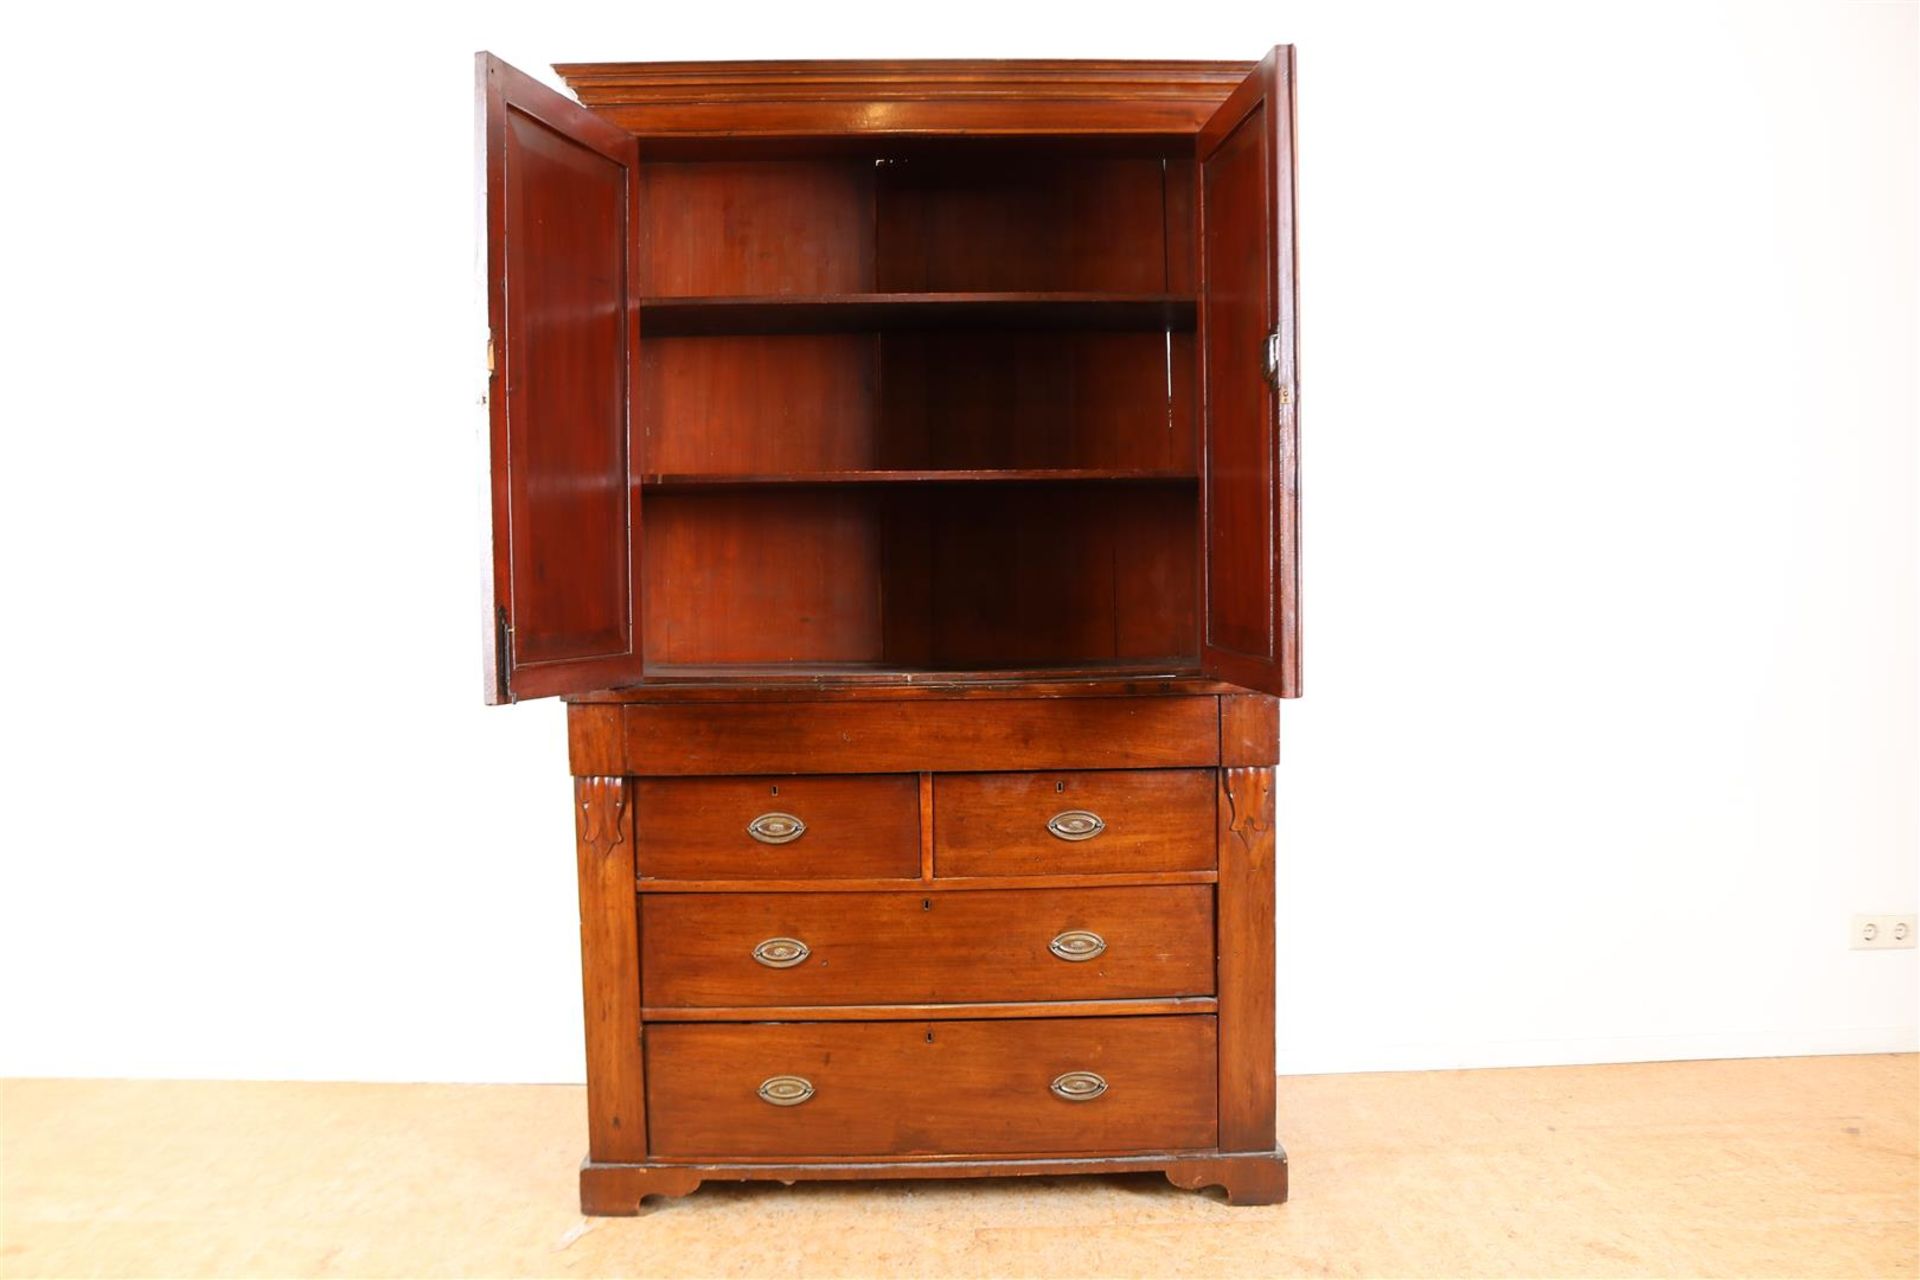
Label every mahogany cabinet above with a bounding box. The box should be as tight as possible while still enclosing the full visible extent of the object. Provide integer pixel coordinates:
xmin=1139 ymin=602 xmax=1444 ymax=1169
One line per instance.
xmin=476 ymin=50 xmax=1300 ymax=1210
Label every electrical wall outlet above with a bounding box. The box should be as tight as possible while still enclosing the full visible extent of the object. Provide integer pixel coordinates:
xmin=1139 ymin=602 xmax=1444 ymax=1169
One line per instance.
xmin=1852 ymin=914 xmax=1917 ymax=950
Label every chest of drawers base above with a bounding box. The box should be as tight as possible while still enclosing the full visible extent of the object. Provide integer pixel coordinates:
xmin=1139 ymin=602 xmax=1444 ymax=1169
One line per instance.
xmin=567 ymin=684 xmax=1286 ymax=1211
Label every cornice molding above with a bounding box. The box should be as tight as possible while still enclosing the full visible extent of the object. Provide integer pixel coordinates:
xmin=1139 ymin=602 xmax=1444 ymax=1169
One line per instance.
xmin=553 ymin=59 xmax=1256 ymax=138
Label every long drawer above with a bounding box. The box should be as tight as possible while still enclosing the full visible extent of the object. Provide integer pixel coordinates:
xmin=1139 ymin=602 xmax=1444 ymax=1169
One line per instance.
xmin=646 ymin=1015 xmax=1219 ymax=1159
xmin=640 ymin=885 xmax=1215 ymax=1008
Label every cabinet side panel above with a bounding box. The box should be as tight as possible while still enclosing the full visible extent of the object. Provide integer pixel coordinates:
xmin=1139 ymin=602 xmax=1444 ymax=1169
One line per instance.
xmin=568 ymin=704 xmax=625 ymax=775
xmin=575 ymin=777 xmax=646 ymax=1161
xmin=1216 ymin=765 xmax=1276 ymax=1151
xmin=1219 ymin=693 xmax=1279 ymax=767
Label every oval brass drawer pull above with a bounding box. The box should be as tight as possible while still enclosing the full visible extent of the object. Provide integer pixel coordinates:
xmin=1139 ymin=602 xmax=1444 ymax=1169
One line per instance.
xmin=1050 ymin=1070 xmax=1108 ymax=1102
xmin=1047 ymin=810 xmax=1105 ymax=841
xmin=1048 ymin=929 xmax=1107 ymax=962
xmin=758 ymin=1075 xmax=815 ymax=1107
xmin=752 ymin=937 xmax=811 ymax=968
xmin=747 ymin=812 xmax=807 ymax=845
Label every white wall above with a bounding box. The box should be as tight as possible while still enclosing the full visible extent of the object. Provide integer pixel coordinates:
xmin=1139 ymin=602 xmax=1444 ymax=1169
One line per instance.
xmin=0 ymin=0 xmax=1911 ymax=1083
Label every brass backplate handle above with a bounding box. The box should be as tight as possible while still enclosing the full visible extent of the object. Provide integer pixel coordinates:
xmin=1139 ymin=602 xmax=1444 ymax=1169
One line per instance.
xmin=1049 ymin=929 xmax=1107 ymax=962
xmin=1047 ymin=810 xmax=1105 ymax=841
xmin=752 ymin=937 xmax=811 ymax=968
xmin=758 ymin=1075 xmax=815 ymax=1106
xmin=748 ymin=812 xmax=806 ymax=845
xmin=1050 ymin=1071 xmax=1108 ymax=1102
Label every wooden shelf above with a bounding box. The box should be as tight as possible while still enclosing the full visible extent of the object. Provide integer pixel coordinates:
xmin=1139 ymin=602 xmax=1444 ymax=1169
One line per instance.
xmin=567 ymin=671 xmax=1226 ymax=703
xmin=639 ymin=292 xmax=1196 ymax=336
xmin=624 ymin=661 xmax=1205 ymax=688
xmin=643 ymin=468 xmax=1198 ymax=490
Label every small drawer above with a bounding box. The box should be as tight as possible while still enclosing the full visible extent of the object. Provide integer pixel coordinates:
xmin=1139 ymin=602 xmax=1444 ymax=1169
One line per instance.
xmin=934 ymin=769 xmax=1215 ymax=876
xmin=640 ymin=885 xmax=1214 ymax=1008
xmin=646 ymin=1015 xmax=1218 ymax=1159
xmin=634 ymin=775 xmax=920 ymax=881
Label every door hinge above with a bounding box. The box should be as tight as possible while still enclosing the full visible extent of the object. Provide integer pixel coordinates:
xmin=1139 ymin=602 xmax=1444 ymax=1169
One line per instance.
xmin=1262 ymin=330 xmax=1291 ymax=405
xmin=495 ymin=605 xmax=514 ymax=702
xmin=486 ymin=332 xmax=496 ymax=375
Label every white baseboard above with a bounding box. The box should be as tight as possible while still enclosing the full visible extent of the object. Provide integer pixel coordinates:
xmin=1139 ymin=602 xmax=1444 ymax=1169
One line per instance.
xmin=1277 ymin=1025 xmax=1919 ymax=1076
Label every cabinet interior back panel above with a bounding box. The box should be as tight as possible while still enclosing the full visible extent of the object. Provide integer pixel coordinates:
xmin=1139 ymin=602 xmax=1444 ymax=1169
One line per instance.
xmin=880 ymin=330 xmax=1193 ymax=471
xmin=633 ymin=148 xmax=1203 ymax=674
xmin=641 ymin=331 xmax=1191 ymax=474
xmin=643 ymin=487 xmax=1196 ymax=668
xmin=875 ymin=155 xmax=1179 ymax=292
xmin=919 ymin=485 xmax=1197 ymax=665
xmin=637 ymin=153 xmax=1192 ymax=297
xmin=642 ymin=491 xmax=886 ymax=664
xmin=640 ymin=335 xmax=880 ymax=473
xmin=640 ymin=161 xmax=877 ymax=296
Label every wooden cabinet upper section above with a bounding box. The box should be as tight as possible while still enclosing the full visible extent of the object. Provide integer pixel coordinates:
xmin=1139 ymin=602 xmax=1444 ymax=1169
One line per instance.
xmin=478 ymin=53 xmax=1299 ymax=703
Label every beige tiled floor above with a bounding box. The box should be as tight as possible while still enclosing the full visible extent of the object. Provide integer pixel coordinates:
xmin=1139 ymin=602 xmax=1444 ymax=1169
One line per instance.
xmin=3 ymin=1055 xmax=1915 ymax=1278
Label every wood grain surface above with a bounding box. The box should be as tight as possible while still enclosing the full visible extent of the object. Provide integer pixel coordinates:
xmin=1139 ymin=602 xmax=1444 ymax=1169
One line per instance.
xmin=635 ymin=775 xmax=920 ymax=881
xmin=640 ymin=885 xmax=1215 ymax=1008
xmin=645 ymin=1016 xmax=1218 ymax=1159
xmin=933 ymin=769 xmax=1215 ymax=876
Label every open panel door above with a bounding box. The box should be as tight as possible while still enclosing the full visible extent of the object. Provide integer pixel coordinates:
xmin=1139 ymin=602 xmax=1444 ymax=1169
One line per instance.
xmin=1197 ymin=47 xmax=1300 ymax=698
xmin=478 ymin=53 xmax=645 ymax=703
